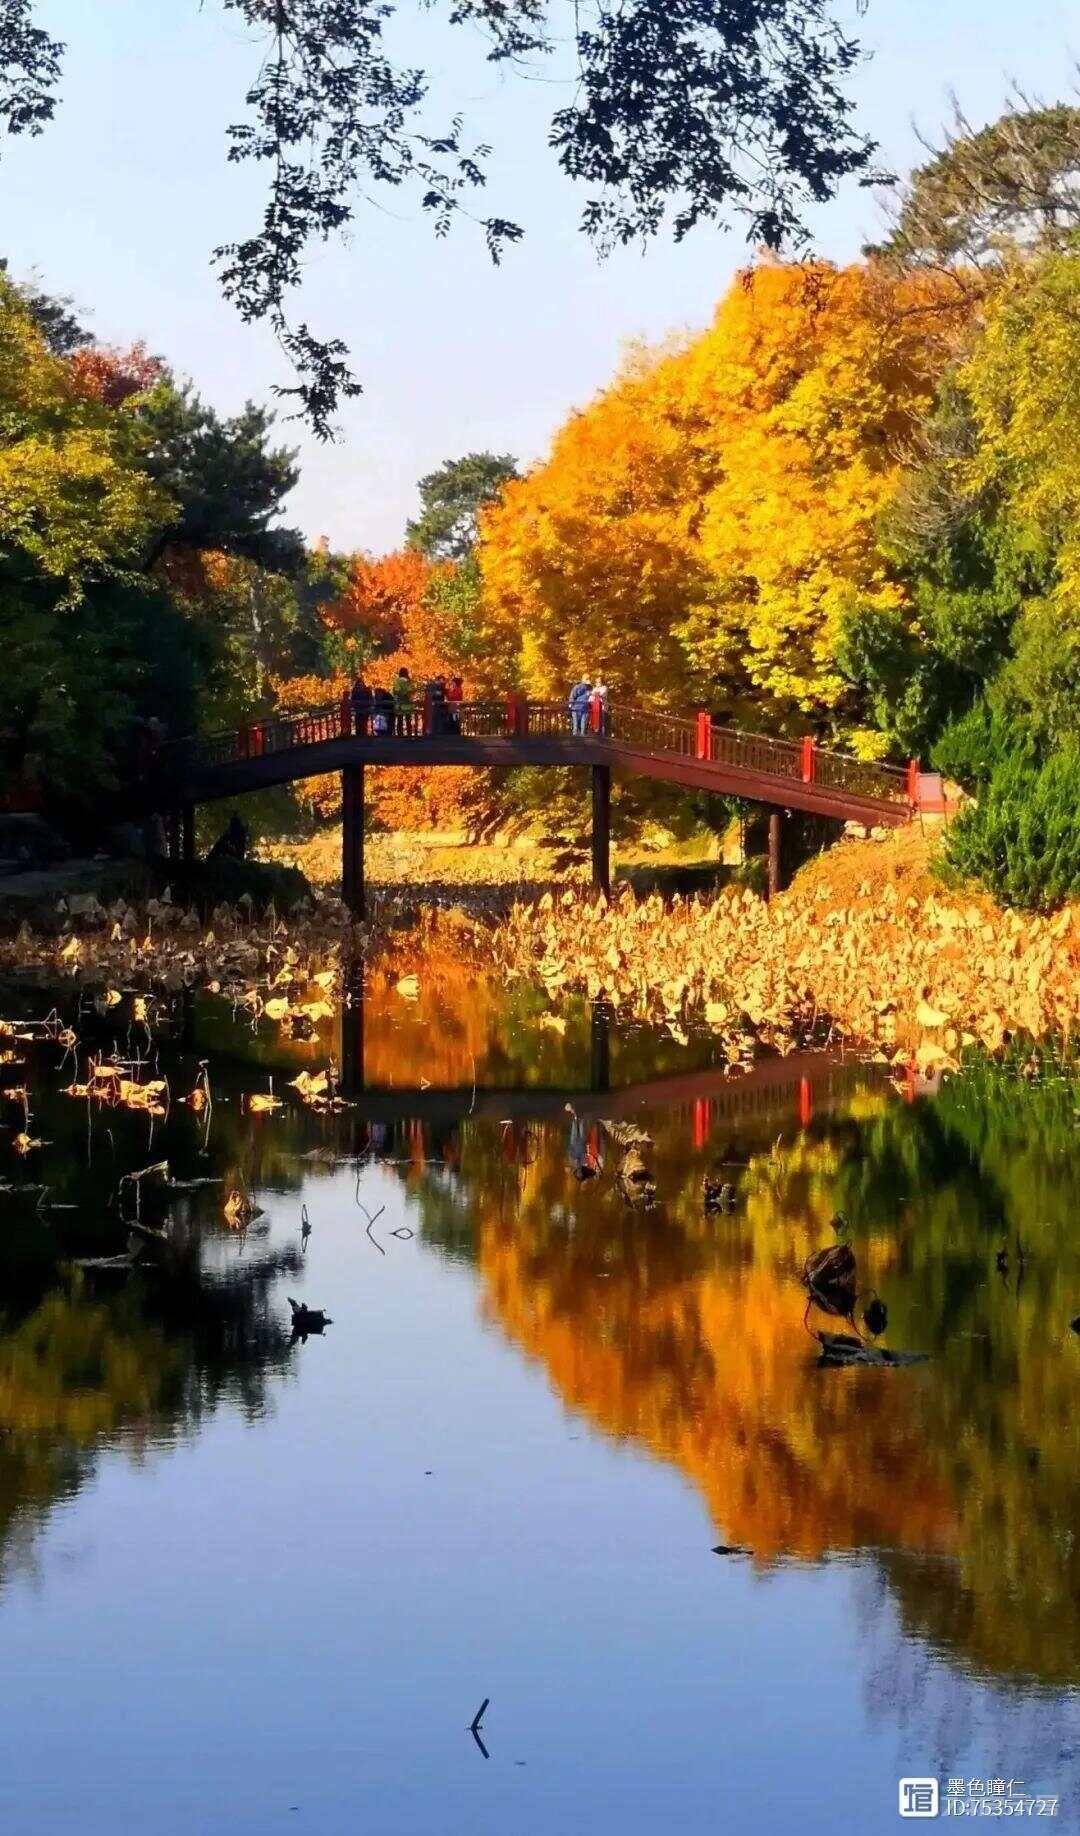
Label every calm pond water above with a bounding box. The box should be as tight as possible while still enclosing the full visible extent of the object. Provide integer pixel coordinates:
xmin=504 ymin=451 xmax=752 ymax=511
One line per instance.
xmin=0 ymin=961 xmax=1078 ymax=1833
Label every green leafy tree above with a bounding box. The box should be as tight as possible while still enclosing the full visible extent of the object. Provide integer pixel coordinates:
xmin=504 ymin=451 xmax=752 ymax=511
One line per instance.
xmin=0 ymin=275 xmax=193 ymax=807
xmin=871 ymin=102 xmax=1080 ymax=266
xmin=961 ymin=251 xmax=1080 ymax=612
xmin=943 ymin=745 xmax=1080 ymax=909
xmin=997 ymin=599 xmax=1080 ymax=751
xmin=406 ymin=453 xmax=518 ymax=563
xmin=0 ymin=258 xmax=90 ymax=354
xmin=0 ymin=277 xmax=168 ymax=589
xmin=167 ymin=549 xmax=334 ymax=728
xmin=1 ymin=571 xmax=198 ymax=807
xmin=837 ymin=258 xmax=1072 ymax=762
xmin=930 ymin=698 xmax=1036 ymax=790
xmin=423 ymin=554 xmax=484 ymax=666
xmin=136 ymin=384 xmax=302 ymax=570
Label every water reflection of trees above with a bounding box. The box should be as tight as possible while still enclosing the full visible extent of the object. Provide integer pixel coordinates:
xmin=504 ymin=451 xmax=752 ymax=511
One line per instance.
xmin=0 ymin=1018 xmax=310 ymax=1589
xmin=0 ymin=1248 xmax=296 ymax=1587
xmin=7 ymin=965 xmax=1080 ymax=1692
xmin=843 ymin=1069 xmax=1080 ymax=1686
xmin=416 ymin=1070 xmax=1080 ymax=1689
xmin=354 ymin=957 xmax=724 ymax=1093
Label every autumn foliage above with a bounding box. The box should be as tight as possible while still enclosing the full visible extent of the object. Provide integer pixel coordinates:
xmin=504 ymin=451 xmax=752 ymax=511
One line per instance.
xmin=478 ymin=261 xmax=974 ymax=743
xmin=278 ymin=547 xmax=481 ymax=830
xmin=67 ymin=342 xmax=164 ymax=408
xmin=323 ymin=548 xmax=430 ymax=653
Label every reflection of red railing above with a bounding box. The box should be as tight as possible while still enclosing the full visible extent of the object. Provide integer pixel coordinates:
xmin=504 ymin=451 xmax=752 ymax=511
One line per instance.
xmin=161 ymin=698 xmax=914 ymax=809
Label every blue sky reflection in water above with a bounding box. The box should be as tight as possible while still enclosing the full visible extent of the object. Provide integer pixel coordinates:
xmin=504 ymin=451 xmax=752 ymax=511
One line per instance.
xmin=0 ymin=976 xmax=1076 ymax=1833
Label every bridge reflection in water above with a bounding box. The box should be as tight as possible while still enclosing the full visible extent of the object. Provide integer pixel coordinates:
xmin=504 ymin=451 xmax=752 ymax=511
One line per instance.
xmin=337 ymin=965 xmax=879 ymax=1133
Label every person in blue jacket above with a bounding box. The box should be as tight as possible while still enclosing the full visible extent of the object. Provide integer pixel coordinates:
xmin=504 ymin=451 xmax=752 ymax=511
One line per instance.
xmin=569 ymin=676 xmax=592 ymax=735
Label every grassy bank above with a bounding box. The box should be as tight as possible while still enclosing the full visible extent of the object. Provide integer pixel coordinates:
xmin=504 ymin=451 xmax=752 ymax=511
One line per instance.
xmin=260 ymin=824 xmax=724 ymax=895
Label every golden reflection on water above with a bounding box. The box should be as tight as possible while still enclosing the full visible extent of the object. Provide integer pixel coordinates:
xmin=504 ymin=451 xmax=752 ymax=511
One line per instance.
xmin=2 ymin=957 xmax=1080 ymax=1691
xmin=474 ymin=1117 xmax=955 ymax=1567
xmin=415 ymin=1063 xmax=1080 ymax=1687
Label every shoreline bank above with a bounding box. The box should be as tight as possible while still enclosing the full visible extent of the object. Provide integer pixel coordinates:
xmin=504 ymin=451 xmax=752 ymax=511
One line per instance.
xmin=481 ymin=830 xmax=1077 ymax=1069
xmin=0 ymin=831 xmax=1075 ymax=1072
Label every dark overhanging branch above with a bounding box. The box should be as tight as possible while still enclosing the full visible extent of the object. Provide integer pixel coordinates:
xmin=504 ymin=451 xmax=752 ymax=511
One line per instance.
xmin=0 ymin=0 xmax=877 ymax=437
xmin=0 ymin=0 xmax=61 ymax=138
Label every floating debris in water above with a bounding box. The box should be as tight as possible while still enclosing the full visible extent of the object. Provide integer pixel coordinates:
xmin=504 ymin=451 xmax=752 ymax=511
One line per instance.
xmin=288 ymin=1298 xmax=333 ymax=1341
xmin=703 ymin=1173 xmax=738 ymax=1214
xmin=223 ymin=1187 xmax=264 ymax=1231
xmin=803 ymin=1243 xmax=857 ymax=1318
xmin=815 ymin=1331 xmax=928 ymax=1369
xmin=862 ymin=1296 xmax=888 ymax=1337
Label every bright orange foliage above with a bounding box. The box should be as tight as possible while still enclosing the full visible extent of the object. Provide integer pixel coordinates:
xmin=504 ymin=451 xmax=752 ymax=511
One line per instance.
xmin=323 ymin=547 xmax=432 ymax=656
xmin=278 ymin=548 xmax=481 ymax=831
xmin=479 ymin=261 xmax=975 ymax=741
xmin=154 ymin=546 xmax=233 ymax=602
xmin=67 ymin=342 xmax=164 ymax=408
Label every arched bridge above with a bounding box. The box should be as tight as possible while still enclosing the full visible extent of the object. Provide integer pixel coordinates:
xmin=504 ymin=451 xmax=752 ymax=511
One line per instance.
xmin=156 ymin=695 xmax=921 ymax=913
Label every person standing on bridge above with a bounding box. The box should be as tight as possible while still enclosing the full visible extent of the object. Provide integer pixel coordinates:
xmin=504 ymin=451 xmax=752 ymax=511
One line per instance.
xmin=371 ymin=685 xmax=393 ymax=736
xmin=425 ymin=674 xmax=448 ymax=736
xmin=446 ymin=675 xmax=464 ymax=734
xmin=569 ymin=675 xmax=591 ymax=735
xmin=392 ymin=667 xmax=417 ymax=736
xmin=350 ymin=673 xmax=372 ymax=736
xmin=589 ymin=676 xmax=610 ymax=735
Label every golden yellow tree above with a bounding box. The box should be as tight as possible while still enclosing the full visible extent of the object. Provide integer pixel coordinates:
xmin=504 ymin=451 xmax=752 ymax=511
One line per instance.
xmin=479 ymin=261 xmax=973 ymax=740
xmin=683 ymin=262 xmax=972 ymax=735
xmin=478 ymin=339 xmax=708 ymax=702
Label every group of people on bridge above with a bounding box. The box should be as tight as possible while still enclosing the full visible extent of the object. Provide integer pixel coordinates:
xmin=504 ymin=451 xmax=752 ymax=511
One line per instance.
xmin=568 ymin=675 xmax=609 ymax=736
xmin=346 ymin=669 xmax=611 ymax=739
xmin=349 ymin=668 xmax=465 ymax=738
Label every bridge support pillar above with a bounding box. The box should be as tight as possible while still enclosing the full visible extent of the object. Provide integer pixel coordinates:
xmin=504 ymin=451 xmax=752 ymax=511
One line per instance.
xmin=342 ymin=763 xmax=365 ymax=919
xmin=591 ymin=764 xmax=611 ymax=897
xmin=181 ymin=804 xmax=195 ymax=866
xmin=767 ymin=810 xmax=782 ymax=900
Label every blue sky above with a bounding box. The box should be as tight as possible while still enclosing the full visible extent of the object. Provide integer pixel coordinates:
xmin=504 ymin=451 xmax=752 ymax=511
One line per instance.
xmin=4 ymin=0 xmax=1077 ymax=550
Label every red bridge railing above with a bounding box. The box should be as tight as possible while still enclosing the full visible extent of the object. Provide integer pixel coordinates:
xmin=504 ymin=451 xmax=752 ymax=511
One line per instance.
xmin=602 ymin=705 xmax=909 ymax=806
xmin=161 ymin=695 xmax=914 ymax=810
